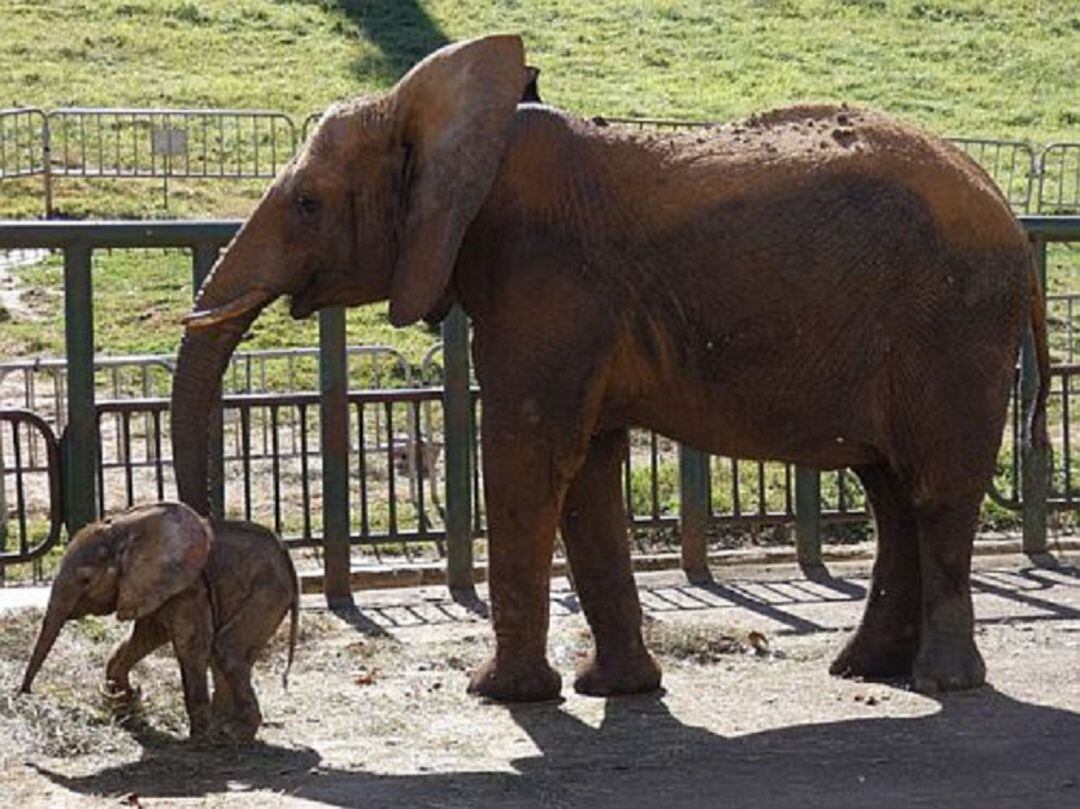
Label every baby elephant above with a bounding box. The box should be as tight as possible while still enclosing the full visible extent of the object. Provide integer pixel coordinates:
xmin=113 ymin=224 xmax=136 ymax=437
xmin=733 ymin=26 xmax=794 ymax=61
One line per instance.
xmin=20 ymin=502 xmax=299 ymax=742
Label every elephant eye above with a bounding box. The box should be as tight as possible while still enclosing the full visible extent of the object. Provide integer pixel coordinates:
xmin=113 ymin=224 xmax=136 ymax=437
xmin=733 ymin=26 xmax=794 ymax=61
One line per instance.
xmin=294 ymin=192 xmax=321 ymax=221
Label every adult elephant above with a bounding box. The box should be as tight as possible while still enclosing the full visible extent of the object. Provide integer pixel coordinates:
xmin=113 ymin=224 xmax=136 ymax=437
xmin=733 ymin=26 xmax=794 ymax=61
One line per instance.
xmin=171 ymin=35 xmax=1049 ymax=702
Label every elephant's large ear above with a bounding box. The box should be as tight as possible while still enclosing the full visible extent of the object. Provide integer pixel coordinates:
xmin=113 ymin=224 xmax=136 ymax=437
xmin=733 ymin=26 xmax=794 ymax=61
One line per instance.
xmin=388 ymin=34 xmax=526 ymax=327
xmin=115 ymin=504 xmax=211 ymax=620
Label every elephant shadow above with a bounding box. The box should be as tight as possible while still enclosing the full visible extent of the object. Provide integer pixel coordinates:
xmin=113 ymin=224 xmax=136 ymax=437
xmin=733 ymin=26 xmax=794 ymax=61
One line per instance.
xmin=35 ymin=687 xmax=1080 ymax=809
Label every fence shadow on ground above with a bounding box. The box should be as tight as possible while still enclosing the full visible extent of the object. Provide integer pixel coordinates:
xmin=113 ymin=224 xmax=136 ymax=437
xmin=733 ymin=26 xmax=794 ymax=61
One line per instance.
xmin=35 ymin=687 xmax=1080 ymax=808
xmin=339 ymin=564 xmax=1080 ymax=635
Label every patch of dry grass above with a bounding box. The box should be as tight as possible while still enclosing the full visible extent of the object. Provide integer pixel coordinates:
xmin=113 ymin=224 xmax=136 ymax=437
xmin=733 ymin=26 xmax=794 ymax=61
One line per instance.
xmin=644 ymin=618 xmax=775 ymax=664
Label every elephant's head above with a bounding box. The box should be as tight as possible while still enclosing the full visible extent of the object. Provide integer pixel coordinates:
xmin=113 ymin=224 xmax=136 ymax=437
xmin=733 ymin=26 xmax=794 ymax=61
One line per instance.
xmin=170 ymin=35 xmax=527 ymax=515
xmin=19 ymin=503 xmax=211 ymax=693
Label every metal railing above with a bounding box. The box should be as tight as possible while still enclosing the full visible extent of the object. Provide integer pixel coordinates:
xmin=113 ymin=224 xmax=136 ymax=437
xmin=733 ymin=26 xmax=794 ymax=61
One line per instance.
xmin=0 ymin=108 xmax=49 ymax=179
xmin=0 ymin=410 xmax=62 ymax=571
xmin=0 ymin=214 xmax=1076 ymax=592
xmin=2 ymin=105 xmax=1076 ymax=216
xmin=46 ymin=108 xmax=296 ymax=180
xmin=1038 ymin=143 xmax=1080 ymax=215
xmin=947 ymin=136 xmax=1036 ymax=212
xmin=1 ymin=107 xmax=297 ymax=213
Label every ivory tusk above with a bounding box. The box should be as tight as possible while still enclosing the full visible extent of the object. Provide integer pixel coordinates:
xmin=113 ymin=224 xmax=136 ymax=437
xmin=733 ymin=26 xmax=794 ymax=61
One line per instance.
xmin=181 ymin=288 xmax=275 ymax=329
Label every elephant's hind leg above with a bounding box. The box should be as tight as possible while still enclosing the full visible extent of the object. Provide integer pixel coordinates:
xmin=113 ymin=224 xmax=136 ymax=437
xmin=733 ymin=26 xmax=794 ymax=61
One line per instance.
xmin=831 ymin=464 xmax=921 ymax=680
xmin=561 ymin=430 xmax=661 ymax=697
xmin=210 ymin=660 xmax=235 ymax=718
xmin=210 ymin=634 xmax=261 ymax=743
xmin=911 ymin=497 xmax=986 ymax=693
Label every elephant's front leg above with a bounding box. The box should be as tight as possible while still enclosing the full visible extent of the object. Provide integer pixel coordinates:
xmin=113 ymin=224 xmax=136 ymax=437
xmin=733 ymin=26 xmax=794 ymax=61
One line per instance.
xmin=561 ymin=430 xmax=661 ymax=696
xmin=467 ymin=410 xmax=581 ymax=702
xmin=105 ymin=617 xmax=168 ymax=698
xmin=164 ymin=593 xmax=213 ymax=738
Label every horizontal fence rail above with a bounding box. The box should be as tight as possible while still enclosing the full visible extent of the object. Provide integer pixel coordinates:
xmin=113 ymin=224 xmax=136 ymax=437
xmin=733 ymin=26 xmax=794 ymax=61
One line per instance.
xmin=0 ymin=106 xmax=1076 ymax=216
xmin=0 ymin=213 xmax=1077 ymax=592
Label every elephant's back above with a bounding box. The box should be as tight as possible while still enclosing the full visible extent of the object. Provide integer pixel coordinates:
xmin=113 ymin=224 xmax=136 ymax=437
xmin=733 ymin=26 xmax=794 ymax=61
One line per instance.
xmin=206 ymin=520 xmax=296 ymax=617
xmin=559 ymin=103 xmax=1025 ymax=258
xmin=700 ymin=104 xmax=1023 ymax=254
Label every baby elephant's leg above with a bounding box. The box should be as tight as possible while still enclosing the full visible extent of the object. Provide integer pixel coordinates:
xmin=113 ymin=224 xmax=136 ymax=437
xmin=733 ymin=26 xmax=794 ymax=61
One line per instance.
xmin=210 ymin=660 xmax=235 ymax=717
xmin=212 ymin=627 xmax=262 ymax=742
xmin=105 ymin=617 xmax=168 ymax=696
xmin=163 ymin=593 xmax=214 ymax=739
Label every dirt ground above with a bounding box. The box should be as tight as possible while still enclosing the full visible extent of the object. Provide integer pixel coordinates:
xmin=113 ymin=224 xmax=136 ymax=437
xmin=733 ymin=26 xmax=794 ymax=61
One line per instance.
xmin=1 ymin=552 xmax=1078 ymax=809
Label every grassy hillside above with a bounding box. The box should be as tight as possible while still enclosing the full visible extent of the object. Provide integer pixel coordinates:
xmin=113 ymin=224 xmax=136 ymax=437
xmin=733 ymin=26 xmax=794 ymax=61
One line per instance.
xmin=2 ymin=1 xmax=1075 ymax=137
xmin=0 ymin=0 xmax=1076 ymax=359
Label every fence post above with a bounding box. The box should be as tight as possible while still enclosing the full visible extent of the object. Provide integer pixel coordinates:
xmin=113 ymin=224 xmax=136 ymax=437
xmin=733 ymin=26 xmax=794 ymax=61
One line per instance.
xmin=191 ymin=244 xmax=225 ymax=520
xmin=442 ymin=305 xmax=474 ymax=593
xmin=41 ymin=114 xmax=53 ymax=219
xmin=320 ymin=306 xmax=353 ymax=607
xmin=795 ymin=467 xmax=822 ymax=570
xmin=678 ymin=445 xmax=711 ymax=582
xmin=1021 ymin=235 xmax=1049 ymax=554
xmin=62 ymin=241 xmax=97 ymax=534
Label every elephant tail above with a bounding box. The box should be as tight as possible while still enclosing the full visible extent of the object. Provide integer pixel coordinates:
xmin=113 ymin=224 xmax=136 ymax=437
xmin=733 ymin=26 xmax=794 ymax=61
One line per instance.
xmin=281 ymin=544 xmax=300 ymax=691
xmin=1027 ymin=251 xmax=1051 ymax=451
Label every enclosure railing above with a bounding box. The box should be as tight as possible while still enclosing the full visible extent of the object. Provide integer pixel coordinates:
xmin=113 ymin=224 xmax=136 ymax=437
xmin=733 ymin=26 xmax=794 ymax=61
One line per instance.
xmin=1 ymin=105 xmax=1073 ymax=216
xmin=0 ymin=217 xmax=1075 ymax=597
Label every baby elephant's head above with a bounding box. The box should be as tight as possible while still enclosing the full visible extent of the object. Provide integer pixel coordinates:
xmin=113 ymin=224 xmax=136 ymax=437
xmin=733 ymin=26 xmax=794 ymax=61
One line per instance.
xmin=19 ymin=502 xmax=211 ymax=694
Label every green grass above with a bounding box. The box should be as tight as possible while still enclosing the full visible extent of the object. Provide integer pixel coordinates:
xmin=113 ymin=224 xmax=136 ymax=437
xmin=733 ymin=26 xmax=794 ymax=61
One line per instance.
xmin=0 ymin=0 xmax=1076 ymax=221
xmin=0 ymin=249 xmax=440 ymax=360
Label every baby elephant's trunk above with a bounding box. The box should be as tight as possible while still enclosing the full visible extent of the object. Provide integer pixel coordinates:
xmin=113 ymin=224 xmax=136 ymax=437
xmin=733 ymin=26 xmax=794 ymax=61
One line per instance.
xmin=20 ymin=600 xmax=69 ymax=693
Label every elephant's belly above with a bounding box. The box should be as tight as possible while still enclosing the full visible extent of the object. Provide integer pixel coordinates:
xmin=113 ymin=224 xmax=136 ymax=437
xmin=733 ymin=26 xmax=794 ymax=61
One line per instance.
xmin=609 ymin=385 xmax=884 ymax=471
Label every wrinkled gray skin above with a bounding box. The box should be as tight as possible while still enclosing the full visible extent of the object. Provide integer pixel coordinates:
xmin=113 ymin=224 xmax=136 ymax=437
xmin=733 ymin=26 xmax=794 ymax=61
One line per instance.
xmin=20 ymin=502 xmax=299 ymax=743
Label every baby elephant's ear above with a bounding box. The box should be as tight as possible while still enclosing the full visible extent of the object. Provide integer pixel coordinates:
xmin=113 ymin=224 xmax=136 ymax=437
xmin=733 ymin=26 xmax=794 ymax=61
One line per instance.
xmin=115 ymin=503 xmax=212 ymax=620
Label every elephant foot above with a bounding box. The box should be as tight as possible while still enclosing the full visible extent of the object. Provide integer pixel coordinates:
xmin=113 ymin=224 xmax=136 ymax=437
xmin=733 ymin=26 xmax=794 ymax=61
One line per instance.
xmin=830 ymin=624 xmax=918 ymax=680
xmin=209 ymin=717 xmax=259 ymax=744
xmin=573 ymin=649 xmax=662 ymax=697
xmin=467 ymin=654 xmax=561 ymax=702
xmin=101 ymin=680 xmax=141 ymax=703
xmin=912 ymin=631 xmax=986 ymax=694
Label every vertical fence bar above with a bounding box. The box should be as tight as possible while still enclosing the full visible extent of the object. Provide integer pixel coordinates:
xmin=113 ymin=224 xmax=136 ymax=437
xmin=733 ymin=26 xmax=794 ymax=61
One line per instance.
xmin=795 ymin=467 xmax=822 ymax=569
xmin=63 ymin=241 xmax=97 ymax=533
xmin=41 ymin=114 xmax=53 ymax=218
xmin=1021 ymin=235 xmax=1049 ymax=554
xmin=320 ymin=306 xmax=353 ymax=606
xmin=191 ymin=243 xmax=225 ymax=518
xmin=442 ymin=305 xmax=474 ymax=592
xmin=678 ymin=445 xmax=710 ymax=582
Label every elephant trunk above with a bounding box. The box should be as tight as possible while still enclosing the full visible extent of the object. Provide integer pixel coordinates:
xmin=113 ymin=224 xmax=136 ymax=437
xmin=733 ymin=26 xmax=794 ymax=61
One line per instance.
xmin=20 ymin=595 xmax=73 ymax=693
xmin=171 ymin=245 xmax=276 ymax=515
xmin=171 ymin=310 xmax=264 ymax=516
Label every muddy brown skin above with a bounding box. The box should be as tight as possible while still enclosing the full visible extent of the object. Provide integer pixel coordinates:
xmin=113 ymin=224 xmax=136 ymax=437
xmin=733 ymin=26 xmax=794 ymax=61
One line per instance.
xmin=20 ymin=503 xmax=299 ymax=742
xmin=170 ymin=36 xmax=1049 ymax=702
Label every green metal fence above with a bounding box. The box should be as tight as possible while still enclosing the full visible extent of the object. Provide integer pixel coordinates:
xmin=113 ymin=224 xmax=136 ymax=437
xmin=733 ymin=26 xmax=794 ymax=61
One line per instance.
xmin=0 ymin=216 xmax=1077 ymax=597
